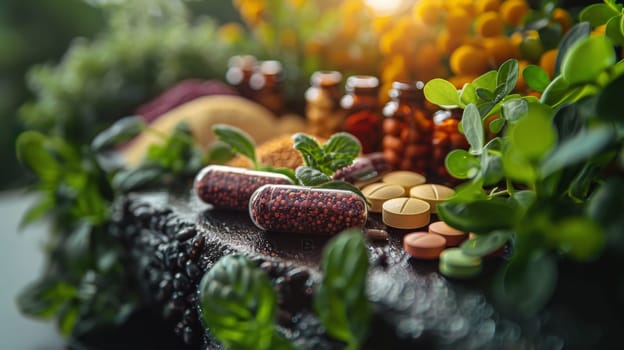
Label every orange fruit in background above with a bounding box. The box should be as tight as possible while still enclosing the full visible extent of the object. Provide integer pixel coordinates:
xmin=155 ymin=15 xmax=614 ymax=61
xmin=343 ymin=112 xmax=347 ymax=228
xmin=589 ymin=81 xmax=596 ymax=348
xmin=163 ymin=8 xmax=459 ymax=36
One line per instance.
xmin=413 ymin=0 xmax=445 ymax=26
xmin=437 ymin=30 xmax=467 ymax=55
xmin=475 ymin=11 xmax=504 ymax=38
xmin=551 ymin=8 xmax=572 ymax=32
xmin=446 ymin=9 xmax=472 ymax=35
xmin=540 ymin=48 xmax=558 ymax=78
xmin=484 ymin=36 xmax=519 ymax=66
xmin=476 ymin=0 xmax=501 ymax=13
xmin=500 ymin=0 xmax=529 ymax=26
xmin=450 ymin=44 xmax=490 ymax=75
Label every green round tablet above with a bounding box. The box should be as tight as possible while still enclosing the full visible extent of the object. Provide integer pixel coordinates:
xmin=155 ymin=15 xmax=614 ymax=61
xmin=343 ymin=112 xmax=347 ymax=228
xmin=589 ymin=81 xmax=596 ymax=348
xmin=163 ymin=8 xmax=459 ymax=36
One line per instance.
xmin=439 ymin=248 xmax=482 ymax=278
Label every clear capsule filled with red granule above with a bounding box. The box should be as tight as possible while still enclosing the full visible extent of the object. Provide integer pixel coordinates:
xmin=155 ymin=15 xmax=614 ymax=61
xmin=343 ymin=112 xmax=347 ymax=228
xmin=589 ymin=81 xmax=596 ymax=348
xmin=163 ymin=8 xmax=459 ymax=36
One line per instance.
xmin=249 ymin=185 xmax=368 ymax=235
xmin=194 ymin=165 xmax=293 ymax=211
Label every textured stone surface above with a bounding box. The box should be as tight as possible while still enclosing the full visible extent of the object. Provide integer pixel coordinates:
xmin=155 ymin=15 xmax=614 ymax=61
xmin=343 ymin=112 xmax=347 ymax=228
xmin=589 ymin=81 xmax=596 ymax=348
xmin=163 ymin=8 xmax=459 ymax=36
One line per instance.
xmin=113 ymin=191 xmax=624 ymax=350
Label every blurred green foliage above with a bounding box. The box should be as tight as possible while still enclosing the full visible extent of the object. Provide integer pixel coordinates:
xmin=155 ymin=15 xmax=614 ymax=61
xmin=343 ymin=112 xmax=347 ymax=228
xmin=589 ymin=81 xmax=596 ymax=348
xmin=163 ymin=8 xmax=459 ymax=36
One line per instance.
xmin=0 ymin=0 xmax=104 ymax=189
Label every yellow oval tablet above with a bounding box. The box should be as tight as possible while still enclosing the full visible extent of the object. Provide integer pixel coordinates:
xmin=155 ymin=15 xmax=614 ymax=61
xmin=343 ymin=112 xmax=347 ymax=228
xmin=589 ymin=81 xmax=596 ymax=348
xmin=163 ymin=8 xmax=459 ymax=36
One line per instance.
xmin=382 ymin=197 xmax=431 ymax=229
xmin=362 ymin=182 xmax=406 ymax=212
xmin=382 ymin=171 xmax=426 ymax=192
xmin=409 ymin=184 xmax=455 ymax=213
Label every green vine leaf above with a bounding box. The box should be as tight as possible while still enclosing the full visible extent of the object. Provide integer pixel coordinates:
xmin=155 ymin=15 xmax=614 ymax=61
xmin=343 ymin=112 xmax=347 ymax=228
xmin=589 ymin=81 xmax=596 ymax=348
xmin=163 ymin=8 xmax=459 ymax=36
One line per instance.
xmin=423 ymin=78 xmax=459 ymax=107
xmin=295 ymin=166 xmax=332 ymax=186
xmin=461 ymin=230 xmax=512 ymax=257
xmin=554 ymin=22 xmax=591 ymax=76
xmin=213 ymin=124 xmax=258 ymax=168
xmin=496 ymin=59 xmax=519 ymax=97
xmin=445 ymin=149 xmax=480 ymax=179
xmin=462 ymin=104 xmax=485 ymax=155
xmin=522 ymin=65 xmax=551 ymax=93
xmin=561 ymin=35 xmax=616 ymax=85
xmin=91 ymin=116 xmax=145 ymax=152
xmin=199 ymin=255 xmax=290 ymax=350
xmin=437 ymin=198 xmax=518 ymax=233
xmin=579 ymin=3 xmax=619 ymax=27
xmin=315 ymin=229 xmax=371 ymax=349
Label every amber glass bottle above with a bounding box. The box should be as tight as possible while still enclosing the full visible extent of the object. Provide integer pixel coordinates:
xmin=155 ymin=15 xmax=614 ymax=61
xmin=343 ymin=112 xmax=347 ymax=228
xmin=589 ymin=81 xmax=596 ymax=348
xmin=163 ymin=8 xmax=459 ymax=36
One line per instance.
xmin=340 ymin=75 xmax=382 ymax=154
xmin=305 ymin=70 xmax=345 ymax=138
xmin=225 ymin=55 xmax=257 ymax=99
xmin=432 ymin=108 xmax=469 ymax=185
xmin=250 ymin=60 xmax=285 ymax=115
xmin=381 ymin=81 xmax=433 ymax=174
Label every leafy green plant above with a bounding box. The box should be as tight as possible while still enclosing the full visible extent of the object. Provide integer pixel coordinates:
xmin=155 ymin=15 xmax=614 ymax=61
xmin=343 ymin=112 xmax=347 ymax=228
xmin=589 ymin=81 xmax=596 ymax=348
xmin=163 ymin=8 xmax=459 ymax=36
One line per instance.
xmin=15 ymin=115 xmax=210 ymax=337
xmin=314 ymin=229 xmax=371 ymax=350
xmin=198 ymin=229 xmax=371 ymax=350
xmin=198 ymin=255 xmax=294 ymax=350
xmin=212 ymin=124 xmax=369 ymax=203
xmin=580 ymin=0 xmax=624 ymax=45
xmin=423 ymin=22 xmax=624 ymax=316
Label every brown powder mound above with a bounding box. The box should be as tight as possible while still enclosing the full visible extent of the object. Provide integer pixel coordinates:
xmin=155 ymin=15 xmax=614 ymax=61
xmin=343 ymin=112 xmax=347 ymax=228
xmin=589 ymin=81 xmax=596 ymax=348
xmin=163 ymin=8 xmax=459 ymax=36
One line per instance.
xmin=227 ymin=134 xmax=328 ymax=169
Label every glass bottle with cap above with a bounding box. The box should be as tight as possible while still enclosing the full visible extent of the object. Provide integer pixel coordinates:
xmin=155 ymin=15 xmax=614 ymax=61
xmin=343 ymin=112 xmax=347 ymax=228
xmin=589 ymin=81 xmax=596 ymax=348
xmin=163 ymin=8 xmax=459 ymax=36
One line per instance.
xmin=381 ymin=81 xmax=433 ymax=175
xmin=432 ymin=108 xmax=469 ymax=185
xmin=225 ymin=54 xmax=257 ymax=99
xmin=305 ymin=70 xmax=345 ymax=138
xmin=250 ymin=60 xmax=285 ymax=115
xmin=340 ymin=75 xmax=382 ymax=154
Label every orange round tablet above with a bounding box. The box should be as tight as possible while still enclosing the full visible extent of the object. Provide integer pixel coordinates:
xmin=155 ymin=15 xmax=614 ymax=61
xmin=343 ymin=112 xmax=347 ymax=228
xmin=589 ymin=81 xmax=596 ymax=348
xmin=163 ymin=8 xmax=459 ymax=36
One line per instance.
xmin=403 ymin=232 xmax=447 ymax=259
xmin=429 ymin=221 xmax=467 ymax=247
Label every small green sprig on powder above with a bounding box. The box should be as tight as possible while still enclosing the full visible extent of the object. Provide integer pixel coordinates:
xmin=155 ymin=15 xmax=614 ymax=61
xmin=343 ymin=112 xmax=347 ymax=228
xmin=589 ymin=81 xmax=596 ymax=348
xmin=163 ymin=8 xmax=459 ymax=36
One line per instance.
xmin=213 ymin=124 xmax=369 ymax=204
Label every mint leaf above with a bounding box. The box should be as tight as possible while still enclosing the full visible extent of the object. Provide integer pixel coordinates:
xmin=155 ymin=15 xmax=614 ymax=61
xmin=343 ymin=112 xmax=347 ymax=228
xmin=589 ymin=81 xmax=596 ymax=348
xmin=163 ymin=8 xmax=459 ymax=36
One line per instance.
xmin=91 ymin=116 xmax=145 ymax=152
xmin=213 ymin=124 xmax=258 ymax=168
xmin=293 ymin=133 xmax=324 ymax=169
xmin=295 ymin=166 xmax=332 ymax=186
xmin=322 ymin=132 xmax=361 ymax=172
xmin=315 ymin=229 xmax=371 ymax=349
xmin=199 ymin=255 xmax=288 ymax=350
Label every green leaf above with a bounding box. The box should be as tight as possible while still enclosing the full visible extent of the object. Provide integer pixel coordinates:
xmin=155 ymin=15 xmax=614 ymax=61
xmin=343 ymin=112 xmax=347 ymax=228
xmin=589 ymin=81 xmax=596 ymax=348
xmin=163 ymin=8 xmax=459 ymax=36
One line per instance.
xmin=551 ymin=217 xmax=605 ymax=261
xmin=445 ymin=149 xmax=480 ymax=179
xmin=423 ymin=78 xmax=459 ymax=107
xmin=596 ymin=74 xmax=624 ymax=121
xmin=322 ymin=132 xmax=361 ymax=172
xmin=437 ymin=198 xmax=518 ymax=233
xmin=480 ymin=152 xmax=504 ymax=186
xmin=508 ymin=102 xmax=556 ymax=160
xmin=501 ymin=98 xmax=528 ymax=122
xmin=19 ymin=195 xmax=55 ymax=229
xmin=561 ymin=36 xmax=616 ymax=85
xmin=605 ymin=15 xmax=624 ymax=45
xmin=17 ymin=278 xmax=77 ymax=319
xmin=315 ymin=229 xmax=370 ymax=349
xmin=16 ymin=131 xmax=61 ymax=181
xmin=552 ymin=103 xmax=585 ymax=143
xmin=111 ymin=167 xmax=163 ymax=192
xmin=459 ymin=83 xmax=477 ymax=106
xmin=540 ymin=126 xmax=616 ymax=176
xmin=292 ymin=133 xmax=323 ymax=169
xmin=462 ymin=104 xmax=484 ymax=155
xmin=205 ymin=141 xmax=236 ymax=164
xmin=315 ymin=180 xmax=371 ymax=207
xmin=295 ymin=166 xmax=332 ymax=186
xmin=476 ymin=88 xmax=494 ymax=101
xmin=461 ymin=230 xmax=512 ymax=257
xmin=473 ymin=70 xmax=499 ymax=91
xmin=503 ymin=146 xmax=537 ymax=184
xmin=522 ymin=65 xmax=551 ymax=93
xmin=57 ymin=302 xmax=79 ymax=336
xmin=91 ymin=116 xmax=145 ymax=152
xmin=579 ymin=4 xmax=619 ymax=27
xmin=488 ymin=117 xmax=505 ymax=134
xmin=496 ymin=59 xmax=519 ymax=97
xmin=199 ymin=255 xmax=280 ymax=350
xmin=213 ymin=124 xmax=258 ymax=167
xmin=494 ymin=250 xmax=557 ymax=317
xmin=554 ymin=22 xmax=590 ymax=76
